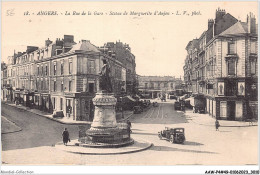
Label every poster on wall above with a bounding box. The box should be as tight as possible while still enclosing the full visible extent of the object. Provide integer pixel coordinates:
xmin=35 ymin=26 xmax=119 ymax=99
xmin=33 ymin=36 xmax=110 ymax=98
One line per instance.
xmin=218 ymin=82 xmax=225 ymax=95
xmin=238 ymin=82 xmax=245 ymax=96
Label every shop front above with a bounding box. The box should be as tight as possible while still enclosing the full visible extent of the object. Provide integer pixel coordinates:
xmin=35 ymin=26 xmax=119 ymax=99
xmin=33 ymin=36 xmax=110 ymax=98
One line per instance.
xmin=214 ymin=96 xmax=246 ymax=121
xmin=41 ymin=93 xmax=50 ymax=113
xmin=64 ymin=92 xmax=76 ymax=120
xmin=79 ymin=95 xmax=95 ymax=121
xmin=13 ymin=89 xmax=23 ymax=104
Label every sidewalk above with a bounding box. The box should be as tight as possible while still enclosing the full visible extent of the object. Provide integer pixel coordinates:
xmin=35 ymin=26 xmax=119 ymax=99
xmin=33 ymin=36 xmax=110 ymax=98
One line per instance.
xmin=184 ymin=109 xmax=258 ymax=127
xmin=2 ymin=101 xmax=133 ymax=125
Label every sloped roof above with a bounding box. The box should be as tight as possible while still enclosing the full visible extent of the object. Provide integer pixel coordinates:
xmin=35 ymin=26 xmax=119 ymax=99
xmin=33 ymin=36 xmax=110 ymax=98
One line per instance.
xmin=219 ymin=22 xmax=248 ymax=36
xmin=69 ymin=40 xmax=100 ymax=53
xmin=219 ymin=21 xmax=258 ymax=36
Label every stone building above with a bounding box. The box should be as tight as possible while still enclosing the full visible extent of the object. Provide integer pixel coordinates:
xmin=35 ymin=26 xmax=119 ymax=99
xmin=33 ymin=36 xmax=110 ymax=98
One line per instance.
xmin=137 ymin=76 xmax=183 ymax=98
xmin=183 ymin=9 xmax=258 ymax=121
xmin=2 ymin=35 xmax=135 ymax=121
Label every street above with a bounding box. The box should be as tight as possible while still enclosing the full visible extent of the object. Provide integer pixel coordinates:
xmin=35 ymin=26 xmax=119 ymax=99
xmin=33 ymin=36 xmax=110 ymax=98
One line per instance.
xmin=1 ymin=103 xmax=86 ymax=151
xmin=1 ymin=100 xmax=258 ymax=165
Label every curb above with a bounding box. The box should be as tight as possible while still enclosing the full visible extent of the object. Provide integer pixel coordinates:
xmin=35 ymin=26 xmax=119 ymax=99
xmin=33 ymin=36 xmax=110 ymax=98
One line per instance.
xmin=189 ymin=118 xmax=258 ymax=128
xmin=2 ymin=102 xmax=91 ymax=125
xmin=55 ymin=140 xmax=153 ymax=155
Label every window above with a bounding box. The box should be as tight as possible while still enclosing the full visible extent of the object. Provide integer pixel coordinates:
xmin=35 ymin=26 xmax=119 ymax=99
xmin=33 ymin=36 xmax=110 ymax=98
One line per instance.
xmin=171 ymin=83 xmax=173 ymax=88
xmin=227 ymin=60 xmax=235 ymax=75
xmin=61 ymin=63 xmax=64 ymax=75
xmin=60 ymin=98 xmax=63 ymax=111
xmin=251 ymin=41 xmax=256 ymax=54
xmin=89 ymin=83 xmax=94 ymax=93
xmin=53 ymin=98 xmax=56 ymax=110
xmin=88 ymin=60 xmax=95 ymax=74
xmin=36 ymin=79 xmax=38 ymax=89
xmin=37 ymin=66 xmax=40 ymax=75
xmin=69 ymin=81 xmax=72 ymax=91
xmin=145 ymin=83 xmax=148 ymax=89
xmin=45 ymin=65 xmax=48 ymax=75
xmin=164 ymin=83 xmax=167 ymax=88
xmin=41 ymin=80 xmax=43 ymax=90
xmin=250 ymin=60 xmax=256 ymax=75
xmin=57 ymin=49 xmax=62 ymax=55
xmin=83 ymin=78 xmax=87 ymax=92
xmin=69 ymin=62 xmax=72 ymax=74
xmin=228 ymin=42 xmax=235 ymax=54
xmin=41 ymin=66 xmax=44 ymax=76
xmin=54 ymin=81 xmax=56 ymax=91
xmin=54 ymin=64 xmax=57 ymax=75
xmin=61 ymin=81 xmax=63 ymax=91
xmin=150 ymin=83 xmax=154 ymax=89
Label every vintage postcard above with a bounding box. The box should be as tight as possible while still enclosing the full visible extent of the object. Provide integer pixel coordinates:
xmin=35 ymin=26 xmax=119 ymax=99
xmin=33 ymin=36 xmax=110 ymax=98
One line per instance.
xmin=1 ymin=1 xmax=259 ymax=174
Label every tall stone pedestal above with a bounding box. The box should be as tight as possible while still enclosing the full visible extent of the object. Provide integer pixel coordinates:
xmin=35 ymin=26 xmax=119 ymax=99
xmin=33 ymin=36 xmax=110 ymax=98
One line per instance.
xmin=78 ymin=91 xmax=133 ymax=148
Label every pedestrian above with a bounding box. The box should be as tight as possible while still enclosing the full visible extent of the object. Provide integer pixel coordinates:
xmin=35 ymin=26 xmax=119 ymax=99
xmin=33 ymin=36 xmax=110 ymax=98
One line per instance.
xmin=62 ymin=128 xmax=70 ymax=146
xmin=127 ymin=120 xmax=132 ymax=136
xmin=215 ymin=119 xmax=220 ymax=131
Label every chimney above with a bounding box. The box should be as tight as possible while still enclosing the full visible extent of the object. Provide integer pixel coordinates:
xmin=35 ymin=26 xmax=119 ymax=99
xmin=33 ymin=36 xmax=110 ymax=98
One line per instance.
xmin=215 ymin=8 xmax=226 ymax=22
xmin=81 ymin=40 xmax=90 ymax=43
xmin=208 ymin=19 xmax=214 ymax=29
xmin=247 ymin=12 xmax=256 ymax=34
xmin=45 ymin=38 xmax=52 ymax=47
xmin=26 ymin=46 xmax=39 ymax=53
xmin=64 ymin=35 xmax=74 ymax=43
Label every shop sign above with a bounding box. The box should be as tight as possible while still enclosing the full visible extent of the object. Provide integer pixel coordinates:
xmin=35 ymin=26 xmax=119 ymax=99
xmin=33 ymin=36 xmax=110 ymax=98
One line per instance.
xmin=65 ymin=92 xmax=75 ymax=97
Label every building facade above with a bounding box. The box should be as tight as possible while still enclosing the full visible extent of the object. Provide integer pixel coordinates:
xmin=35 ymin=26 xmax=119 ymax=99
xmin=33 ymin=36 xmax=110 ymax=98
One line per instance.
xmin=137 ymin=76 xmax=183 ymax=98
xmin=2 ymin=35 xmax=136 ymax=121
xmin=183 ymin=9 xmax=258 ymax=121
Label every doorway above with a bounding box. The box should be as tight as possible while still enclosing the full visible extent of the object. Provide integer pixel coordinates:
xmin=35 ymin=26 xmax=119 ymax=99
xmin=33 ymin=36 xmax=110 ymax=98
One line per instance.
xmin=227 ymin=101 xmax=236 ymax=120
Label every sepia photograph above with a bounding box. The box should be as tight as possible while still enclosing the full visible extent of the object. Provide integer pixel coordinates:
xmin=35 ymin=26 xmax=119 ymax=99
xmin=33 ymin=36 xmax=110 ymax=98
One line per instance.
xmin=1 ymin=1 xmax=259 ymax=174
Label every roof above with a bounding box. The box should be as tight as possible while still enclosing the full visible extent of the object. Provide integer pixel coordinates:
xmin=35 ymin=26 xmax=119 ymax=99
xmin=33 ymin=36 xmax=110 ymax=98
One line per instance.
xmin=185 ymin=39 xmax=199 ymax=50
xmin=219 ymin=21 xmax=258 ymax=36
xmin=68 ymin=40 xmax=100 ymax=53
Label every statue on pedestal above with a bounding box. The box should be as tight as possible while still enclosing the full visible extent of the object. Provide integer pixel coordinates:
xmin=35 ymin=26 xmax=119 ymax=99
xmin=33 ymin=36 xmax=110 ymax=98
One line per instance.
xmin=99 ymin=59 xmax=113 ymax=93
xmin=77 ymin=57 xmax=133 ymax=147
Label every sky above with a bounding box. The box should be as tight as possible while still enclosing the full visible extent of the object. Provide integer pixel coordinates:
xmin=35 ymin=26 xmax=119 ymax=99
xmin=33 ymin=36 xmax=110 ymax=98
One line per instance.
xmin=1 ymin=1 xmax=258 ymax=78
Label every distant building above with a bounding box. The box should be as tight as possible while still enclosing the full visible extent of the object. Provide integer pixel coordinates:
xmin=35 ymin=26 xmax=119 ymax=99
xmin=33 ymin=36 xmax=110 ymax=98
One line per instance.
xmin=2 ymin=35 xmax=137 ymax=121
xmin=137 ymin=75 xmax=183 ymax=98
xmin=183 ymin=9 xmax=258 ymax=121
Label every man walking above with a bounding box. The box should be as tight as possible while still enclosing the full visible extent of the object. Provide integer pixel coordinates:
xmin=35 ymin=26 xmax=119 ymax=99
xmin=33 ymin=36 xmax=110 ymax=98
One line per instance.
xmin=215 ymin=119 xmax=220 ymax=131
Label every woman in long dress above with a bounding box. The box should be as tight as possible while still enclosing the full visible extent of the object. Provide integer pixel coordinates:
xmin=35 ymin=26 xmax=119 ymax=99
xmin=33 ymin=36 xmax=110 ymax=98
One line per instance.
xmin=62 ymin=128 xmax=70 ymax=146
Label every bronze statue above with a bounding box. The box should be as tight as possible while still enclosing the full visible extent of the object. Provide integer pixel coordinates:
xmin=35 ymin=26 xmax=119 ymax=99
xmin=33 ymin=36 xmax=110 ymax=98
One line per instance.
xmin=99 ymin=59 xmax=113 ymax=93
